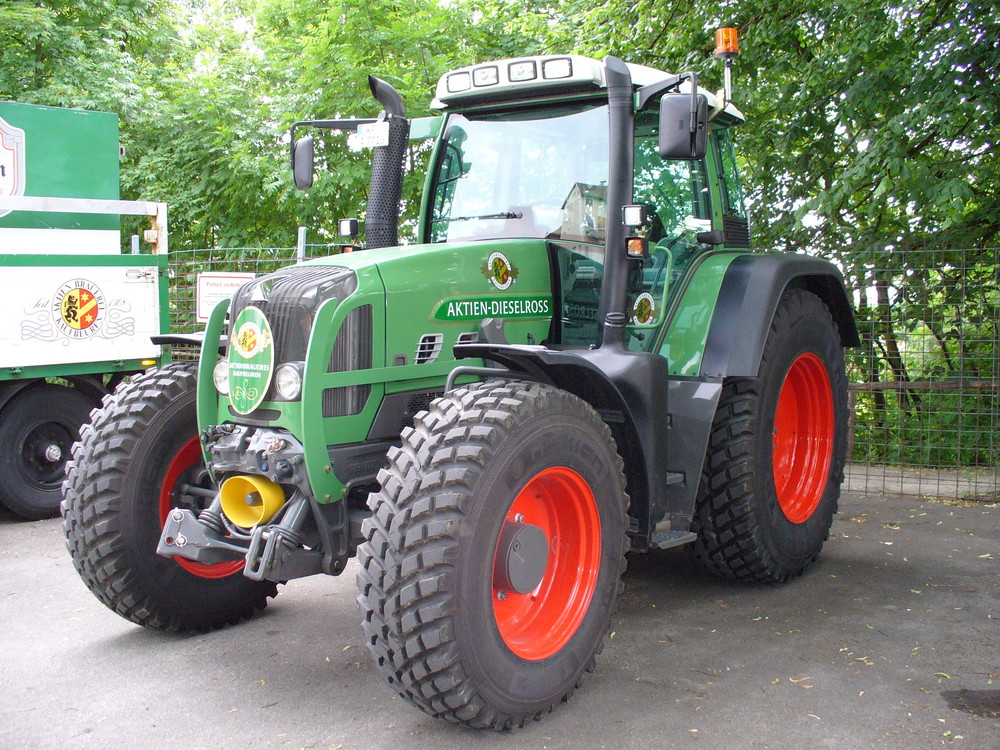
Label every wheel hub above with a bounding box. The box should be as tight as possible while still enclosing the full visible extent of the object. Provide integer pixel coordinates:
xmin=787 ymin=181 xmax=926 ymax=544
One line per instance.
xmin=40 ymin=442 xmax=63 ymax=464
xmin=491 ymin=466 xmax=602 ymax=661
xmin=20 ymin=424 xmax=73 ymax=486
xmin=493 ymin=520 xmax=549 ymax=594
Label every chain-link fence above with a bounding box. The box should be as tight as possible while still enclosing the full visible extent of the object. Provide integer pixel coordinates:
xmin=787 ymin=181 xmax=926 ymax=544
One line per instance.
xmin=834 ymin=245 xmax=998 ymax=501
xmin=167 ymin=244 xmax=999 ymax=501
xmin=167 ymin=244 xmax=342 ymax=358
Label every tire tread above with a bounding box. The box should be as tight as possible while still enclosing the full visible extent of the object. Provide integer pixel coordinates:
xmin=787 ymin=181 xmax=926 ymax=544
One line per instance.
xmin=689 ymin=289 xmax=848 ymax=583
xmin=62 ymin=362 xmax=276 ymax=632
xmin=356 ymin=380 xmax=627 ymax=729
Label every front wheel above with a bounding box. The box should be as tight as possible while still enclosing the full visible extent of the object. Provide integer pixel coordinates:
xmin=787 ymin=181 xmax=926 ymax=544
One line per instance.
xmin=62 ymin=362 xmax=276 ymax=631
xmin=357 ymin=381 xmax=628 ymax=729
xmin=690 ymin=289 xmax=848 ymax=582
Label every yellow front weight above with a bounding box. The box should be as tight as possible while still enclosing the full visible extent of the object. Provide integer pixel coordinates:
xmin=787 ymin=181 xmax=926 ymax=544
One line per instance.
xmin=219 ymin=475 xmax=285 ymax=528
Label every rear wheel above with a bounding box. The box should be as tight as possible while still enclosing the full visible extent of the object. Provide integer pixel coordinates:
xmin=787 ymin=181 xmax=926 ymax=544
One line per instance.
xmin=357 ymin=381 xmax=628 ymax=729
xmin=0 ymin=384 xmax=94 ymax=520
xmin=690 ymin=289 xmax=847 ymax=582
xmin=62 ymin=362 xmax=276 ymax=631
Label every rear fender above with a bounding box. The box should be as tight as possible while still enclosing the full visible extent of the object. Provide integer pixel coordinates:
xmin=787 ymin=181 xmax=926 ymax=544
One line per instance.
xmin=701 ymin=254 xmax=859 ymax=379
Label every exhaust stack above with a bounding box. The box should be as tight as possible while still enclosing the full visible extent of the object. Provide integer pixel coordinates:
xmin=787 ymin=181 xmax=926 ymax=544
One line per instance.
xmin=366 ymin=76 xmax=409 ymax=250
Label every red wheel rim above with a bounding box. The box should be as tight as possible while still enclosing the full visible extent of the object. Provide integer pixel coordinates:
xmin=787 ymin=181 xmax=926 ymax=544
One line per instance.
xmin=158 ymin=436 xmax=244 ymax=578
xmin=772 ymin=352 xmax=835 ymax=524
xmin=492 ymin=466 xmax=601 ymax=661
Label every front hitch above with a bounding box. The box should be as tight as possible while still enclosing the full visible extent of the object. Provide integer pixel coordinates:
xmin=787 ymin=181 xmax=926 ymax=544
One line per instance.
xmin=158 ymin=489 xmax=326 ymax=582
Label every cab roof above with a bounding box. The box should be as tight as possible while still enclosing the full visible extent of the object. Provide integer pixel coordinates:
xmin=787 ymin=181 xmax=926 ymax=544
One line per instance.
xmin=432 ymin=54 xmax=744 ymax=123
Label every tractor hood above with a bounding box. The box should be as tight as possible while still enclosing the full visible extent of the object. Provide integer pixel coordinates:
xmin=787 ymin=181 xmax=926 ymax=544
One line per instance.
xmin=299 ymin=237 xmax=556 ymax=359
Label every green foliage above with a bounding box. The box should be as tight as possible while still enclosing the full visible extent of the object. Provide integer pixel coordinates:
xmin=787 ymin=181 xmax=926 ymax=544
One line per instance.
xmin=1 ymin=0 xmax=996 ymax=470
xmin=486 ymin=0 xmax=1000 ymax=252
xmin=0 ymin=0 xmax=524 ymax=250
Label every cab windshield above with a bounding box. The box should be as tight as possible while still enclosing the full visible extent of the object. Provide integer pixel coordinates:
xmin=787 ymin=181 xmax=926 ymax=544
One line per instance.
xmin=427 ymin=104 xmax=610 ymax=245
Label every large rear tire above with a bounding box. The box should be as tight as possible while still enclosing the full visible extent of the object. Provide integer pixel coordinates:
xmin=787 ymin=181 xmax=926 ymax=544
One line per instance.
xmin=0 ymin=384 xmax=94 ymax=520
xmin=357 ymin=381 xmax=628 ymax=729
xmin=62 ymin=362 xmax=276 ymax=631
xmin=690 ymin=289 xmax=848 ymax=582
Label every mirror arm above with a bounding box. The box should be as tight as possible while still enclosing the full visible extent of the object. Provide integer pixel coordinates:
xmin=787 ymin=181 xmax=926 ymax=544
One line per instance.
xmin=687 ymin=71 xmax=699 ymax=137
xmin=288 ymin=118 xmax=378 ymax=167
xmin=636 ymin=72 xmax=696 ymax=111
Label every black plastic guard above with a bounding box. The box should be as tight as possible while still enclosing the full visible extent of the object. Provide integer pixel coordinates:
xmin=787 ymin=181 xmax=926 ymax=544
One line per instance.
xmin=455 ymin=343 xmax=690 ymax=548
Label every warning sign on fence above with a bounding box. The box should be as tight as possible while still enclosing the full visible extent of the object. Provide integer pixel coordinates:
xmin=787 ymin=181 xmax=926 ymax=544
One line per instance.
xmin=196 ymin=272 xmax=256 ymax=322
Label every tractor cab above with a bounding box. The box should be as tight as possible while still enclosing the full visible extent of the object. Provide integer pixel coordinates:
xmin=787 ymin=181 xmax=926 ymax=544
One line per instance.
xmin=423 ymin=54 xmax=749 ymax=349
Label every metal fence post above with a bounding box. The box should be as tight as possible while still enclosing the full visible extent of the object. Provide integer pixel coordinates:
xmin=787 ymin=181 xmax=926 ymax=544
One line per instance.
xmin=297 ymin=226 xmax=307 ymax=263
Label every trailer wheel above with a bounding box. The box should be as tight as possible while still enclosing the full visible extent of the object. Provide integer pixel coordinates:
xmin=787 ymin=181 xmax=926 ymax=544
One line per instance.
xmin=690 ymin=289 xmax=847 ymax=582
xmin=62 ymin=362 xmax=276 ymax=631
xmin=0 ymin=384 xmax=94 ymax=520
xmin=357 ymin=381 xmax=628 ymax=729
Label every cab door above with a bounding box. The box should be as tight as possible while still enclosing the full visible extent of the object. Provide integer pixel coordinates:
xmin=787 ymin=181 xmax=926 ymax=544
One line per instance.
xmin=625 ymin=109 xmax=714 ymax=350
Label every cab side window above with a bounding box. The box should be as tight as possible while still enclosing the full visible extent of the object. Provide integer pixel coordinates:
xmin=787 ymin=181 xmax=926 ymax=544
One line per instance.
xmin=713 ymin=127 xmax=746 ymax=217
xmin=633 ymin=111 xmax=712 ymax=242
xmin=712 ymin=127 xmax=751 ymax=247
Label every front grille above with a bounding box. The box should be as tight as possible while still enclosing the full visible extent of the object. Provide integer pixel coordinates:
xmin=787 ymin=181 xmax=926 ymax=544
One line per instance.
xmin=229 ymin=265 xmax=357 ymax=364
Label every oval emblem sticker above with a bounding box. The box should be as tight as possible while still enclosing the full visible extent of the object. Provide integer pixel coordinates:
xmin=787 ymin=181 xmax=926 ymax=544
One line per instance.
xmin=228 ymin=305 xmax=274 ymax=414
xmin=482 ymin=251 xmax=519 ymax=290
xmin=631 ymin=293 xmax=656 ymax=325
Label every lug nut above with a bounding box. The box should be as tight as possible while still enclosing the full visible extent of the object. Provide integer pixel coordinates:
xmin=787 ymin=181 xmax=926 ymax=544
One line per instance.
xmin=497 ymin=590 xmax=507 ymax=601
xmin=514 ymin=513 xmax=524 ymax=522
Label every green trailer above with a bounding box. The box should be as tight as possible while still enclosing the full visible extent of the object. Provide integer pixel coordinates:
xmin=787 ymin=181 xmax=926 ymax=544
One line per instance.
xmin=0 ymin=102 xmax=168 ymax=519
xmin=64 ymin=36 xmax=859 ymax=728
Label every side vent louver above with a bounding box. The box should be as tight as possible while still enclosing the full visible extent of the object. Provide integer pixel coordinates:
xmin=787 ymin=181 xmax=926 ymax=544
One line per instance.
xmin=415 ymin=333 xmax=444 ymax=364
xmin=323 ymin=305 xmax=373 ymax=418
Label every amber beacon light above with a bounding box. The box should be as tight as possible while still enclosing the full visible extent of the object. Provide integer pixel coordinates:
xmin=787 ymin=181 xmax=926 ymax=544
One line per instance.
xmin=715 ymin=27 xmax=740 ymax=59
xmin=714 ymin=27 xmax=740 ymax=104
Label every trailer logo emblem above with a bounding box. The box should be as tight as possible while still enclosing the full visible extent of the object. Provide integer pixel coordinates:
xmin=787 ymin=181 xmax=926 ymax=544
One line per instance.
xmin=482 ymin=252 xmax=519 ymax=290
xmin=228 ymin=305 xmax=274 ymax=415
xmin=53 ymin=280 xmax=105 ymax=338
xmin=0 ymin=115 xmax=26 ymax=218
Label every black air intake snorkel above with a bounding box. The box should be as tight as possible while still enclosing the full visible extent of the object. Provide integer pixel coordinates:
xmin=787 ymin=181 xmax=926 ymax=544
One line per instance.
xmin=596 ymin=56 xmax=634 ymax=348
xmin=366 ymin=76 xmax=409 ymax=250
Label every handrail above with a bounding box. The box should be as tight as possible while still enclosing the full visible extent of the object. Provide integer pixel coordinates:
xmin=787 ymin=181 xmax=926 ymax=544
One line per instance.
xmin=0 ymin=196 xmax=168 ymax=254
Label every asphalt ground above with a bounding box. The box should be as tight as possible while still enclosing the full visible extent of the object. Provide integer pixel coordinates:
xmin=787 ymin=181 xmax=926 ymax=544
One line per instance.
xmin=1 ymin=492 xmax=997 ymax=750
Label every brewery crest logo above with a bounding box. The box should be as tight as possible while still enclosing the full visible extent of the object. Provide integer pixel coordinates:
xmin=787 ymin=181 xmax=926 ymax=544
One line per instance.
xmin=481 ymin=251 xmax=519 ymax=291
xmin=53 ymin=280 xmax=105 ymax=338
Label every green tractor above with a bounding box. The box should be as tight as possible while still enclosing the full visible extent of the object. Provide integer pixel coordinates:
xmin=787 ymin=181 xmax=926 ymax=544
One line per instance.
xmin=63 ymin=38 xmax=858 ymax=729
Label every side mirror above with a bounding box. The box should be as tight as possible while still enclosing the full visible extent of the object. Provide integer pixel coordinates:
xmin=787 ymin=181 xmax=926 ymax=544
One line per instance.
xmin=658 ymin=92 xmax=708 ymax=160
xmin=292 ymin=136 xmax=315 ymax=190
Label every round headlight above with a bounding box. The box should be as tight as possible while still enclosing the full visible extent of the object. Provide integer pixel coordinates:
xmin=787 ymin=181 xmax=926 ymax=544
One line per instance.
xmin=213 ymin=358 xmax=229 ymax=395
xmin=274 ymin=363 xmax=303 ymax=401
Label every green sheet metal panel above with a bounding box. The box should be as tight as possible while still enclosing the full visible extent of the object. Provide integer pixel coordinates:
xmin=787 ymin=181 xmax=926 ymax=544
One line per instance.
xmin=0 ymin=101 xmax=119 ymax=232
